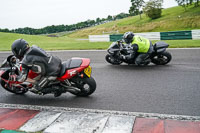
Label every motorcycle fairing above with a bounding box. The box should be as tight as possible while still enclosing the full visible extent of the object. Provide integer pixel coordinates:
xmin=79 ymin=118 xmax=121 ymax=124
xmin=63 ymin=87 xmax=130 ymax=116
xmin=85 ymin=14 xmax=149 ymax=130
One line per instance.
xmin=58 ymin=59 xmax=82 ymax=77
xmin=18 ymin=65 xmax=40 ymax=80
xmin=0 ymin=70 xmax=22 ymax=85
xmin=28 ymin=70 xmax=40 ymax=79
xmin=57 ymin=58 xmax=90 ymax=81
xmin=0 ymin=70 xmax=5 ymax=77
xmin=107 ymin=42 xmax=120 ymax=54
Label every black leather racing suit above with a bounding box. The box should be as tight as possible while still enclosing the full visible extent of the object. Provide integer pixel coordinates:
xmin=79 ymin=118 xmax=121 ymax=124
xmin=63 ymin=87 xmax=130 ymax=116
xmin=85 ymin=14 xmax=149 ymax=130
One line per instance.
xmin=16 ymin=45 xmax=62 ymax=92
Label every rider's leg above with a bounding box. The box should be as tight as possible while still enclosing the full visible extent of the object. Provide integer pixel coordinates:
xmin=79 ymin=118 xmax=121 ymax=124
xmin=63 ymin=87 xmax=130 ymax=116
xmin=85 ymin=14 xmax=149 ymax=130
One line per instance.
xmin=32 ymin=76 xmax=63 ymax=97
xmin=135 ymin=53 xmax=150 ymax=65
xmin=31 ymin=76 xmax=56 ymax=93
xmin=135 ymin=41 xmax=153 ymax=65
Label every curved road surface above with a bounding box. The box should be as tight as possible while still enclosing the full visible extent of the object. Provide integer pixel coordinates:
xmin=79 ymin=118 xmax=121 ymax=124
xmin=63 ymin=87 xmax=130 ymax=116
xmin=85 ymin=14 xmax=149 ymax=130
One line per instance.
xmin=0 ymin=49 xmax=200 ymax=116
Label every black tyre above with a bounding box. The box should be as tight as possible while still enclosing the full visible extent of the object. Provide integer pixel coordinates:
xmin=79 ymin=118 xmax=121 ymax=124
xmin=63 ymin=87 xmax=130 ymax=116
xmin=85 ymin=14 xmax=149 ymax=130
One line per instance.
xmin=71 ymin=76 xmax=96 ymax=96
xmin=151 ymin=51 xmax=172 ymax=65
xmin=0 ymin=79 xmax=28 ymax=94
xmin=105 ymin=54 xmax=122 ymax=65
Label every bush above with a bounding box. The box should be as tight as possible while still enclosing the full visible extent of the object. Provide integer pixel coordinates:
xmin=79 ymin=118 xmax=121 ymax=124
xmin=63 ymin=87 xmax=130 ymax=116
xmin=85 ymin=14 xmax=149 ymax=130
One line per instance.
xmin=144 ymin=8 xmax=162 ymax=19
xmin=143 ymin=0 xmax=163 ymax=19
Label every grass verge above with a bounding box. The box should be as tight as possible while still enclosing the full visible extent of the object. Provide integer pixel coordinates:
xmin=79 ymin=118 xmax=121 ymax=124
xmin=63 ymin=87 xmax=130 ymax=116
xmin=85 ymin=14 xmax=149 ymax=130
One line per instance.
xmin=0 ymin=32 xmax=200 ymax=51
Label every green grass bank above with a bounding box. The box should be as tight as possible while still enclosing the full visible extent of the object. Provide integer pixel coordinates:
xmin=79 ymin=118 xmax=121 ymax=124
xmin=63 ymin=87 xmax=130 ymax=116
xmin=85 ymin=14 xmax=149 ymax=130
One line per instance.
xmin=68 ymin=5 xmax=200 ymax=38
xmin=0 ymin=32 xmax=200 ymax=51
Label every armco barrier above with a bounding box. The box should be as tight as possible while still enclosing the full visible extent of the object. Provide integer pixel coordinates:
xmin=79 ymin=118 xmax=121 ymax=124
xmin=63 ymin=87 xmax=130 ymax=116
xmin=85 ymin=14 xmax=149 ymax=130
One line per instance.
xmin=109 ymin=32 xmax=160 ymax=42
xmin=192 ymin=30 xmax=200 ymax=40
xmin=89 ymin=35 xmax=110 ymax=42
xmin=135 ymin=32 xmax=160 ymax=40
xmin=160 ymin=31 xmax=192 ymax=40
xmin=89 ymin=30 xmax=200 ymax=42
xmin=109 ymin=34 xmax=123 ymax=42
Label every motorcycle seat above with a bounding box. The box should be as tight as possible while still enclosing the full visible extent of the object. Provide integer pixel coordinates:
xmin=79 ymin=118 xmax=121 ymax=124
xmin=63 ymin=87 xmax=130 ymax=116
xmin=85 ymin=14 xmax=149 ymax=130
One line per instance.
xmin=59 ymin=59 xmax=82 ymax=77
xmin=153 ymin=41 xmax=169 ymax=50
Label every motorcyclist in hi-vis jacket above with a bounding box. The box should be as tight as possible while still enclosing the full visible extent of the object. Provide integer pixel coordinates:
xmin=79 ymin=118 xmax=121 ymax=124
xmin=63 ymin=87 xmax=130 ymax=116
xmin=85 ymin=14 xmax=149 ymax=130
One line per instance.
xmin=122 ymin=32 xmax=153 ymax=65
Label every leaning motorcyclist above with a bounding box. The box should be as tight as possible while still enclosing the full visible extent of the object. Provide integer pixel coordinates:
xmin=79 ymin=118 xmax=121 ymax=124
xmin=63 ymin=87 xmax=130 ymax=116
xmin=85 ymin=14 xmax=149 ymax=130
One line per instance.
xmin=122 ymin=32 xmax=153 ymax=65
xmin=10 ymin=39 xmax=63 ymax=97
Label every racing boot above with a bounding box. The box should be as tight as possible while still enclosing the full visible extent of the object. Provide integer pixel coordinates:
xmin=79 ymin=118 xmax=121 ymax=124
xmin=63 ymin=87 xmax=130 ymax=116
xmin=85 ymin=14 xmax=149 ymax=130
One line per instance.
xmin=30 ymin=77 xmax=51 ymax=95
xmin=144 ymin=58 xmax=151 ymax=65
xmin=54 ymin=86 xmax=66 ymax=97
xmin=54 ymin=90 xmax=62 ymax=97
xmin=29 ymin=85 xmax=43 ymax=95
xmin=136 ymin=58 xmax=151 ymax=66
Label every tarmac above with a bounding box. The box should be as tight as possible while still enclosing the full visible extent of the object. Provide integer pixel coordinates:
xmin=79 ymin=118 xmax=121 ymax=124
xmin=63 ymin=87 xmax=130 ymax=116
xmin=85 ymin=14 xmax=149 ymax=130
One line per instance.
xmin=0 ymin=103 xmax=200 ymax=133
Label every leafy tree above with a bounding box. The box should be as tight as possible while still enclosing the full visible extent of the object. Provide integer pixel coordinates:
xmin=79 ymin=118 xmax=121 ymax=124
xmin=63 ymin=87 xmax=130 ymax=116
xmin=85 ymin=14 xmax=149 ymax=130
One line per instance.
xmin=175 ymin=0 xmax=190 ymax=10
xmin=175 ymin=0 xmax=199 ymax=10
xmin=86 ymin=19 xmax=95 ymax=27
xmin=194 ymin=0 xmax=199 ymax=6
xmin=129 ymin=0 xmax=145 ymax=19
xmin=143 ymin=0 xmax=163 ymax=19
xmin=96 ymin=18 xmax=101 ymax=24
xmin=0 ymin=28 xmax=10 ymax=32
xmin=107 ymin=15 xmax=113 ymax=21
xmin=114 ymin=13 xmax=129 ymax=20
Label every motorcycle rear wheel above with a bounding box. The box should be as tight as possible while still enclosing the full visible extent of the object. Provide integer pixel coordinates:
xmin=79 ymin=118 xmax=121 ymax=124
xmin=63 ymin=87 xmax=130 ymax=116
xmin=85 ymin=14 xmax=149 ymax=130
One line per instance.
xmin=151 ymin=51 xmax=172 ymax=65
xmin=0 ymin=80 xmax=28 ymax=94
xmin=105 ymin=54 xmax=122 ymax=65
xmin=71 ymin=76 xmax=96 ymax=96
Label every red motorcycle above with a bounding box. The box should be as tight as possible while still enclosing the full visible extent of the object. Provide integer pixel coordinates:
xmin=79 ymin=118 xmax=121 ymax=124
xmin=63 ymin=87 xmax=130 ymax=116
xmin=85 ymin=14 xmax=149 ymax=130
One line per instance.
xmin=0 ymin=55 xmax=96 ymax=96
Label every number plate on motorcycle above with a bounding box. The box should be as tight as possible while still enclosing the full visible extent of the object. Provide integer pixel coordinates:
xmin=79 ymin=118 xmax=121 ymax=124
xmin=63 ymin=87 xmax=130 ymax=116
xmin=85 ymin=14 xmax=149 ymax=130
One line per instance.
xmin=84 ymin=66 xmax=92 ymax=78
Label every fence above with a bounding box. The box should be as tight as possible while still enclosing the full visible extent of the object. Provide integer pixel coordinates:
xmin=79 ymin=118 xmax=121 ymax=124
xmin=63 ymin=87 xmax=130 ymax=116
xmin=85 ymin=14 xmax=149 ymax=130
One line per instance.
xmin=192 ymin=30 xmax=200 ymax=40
xmin=88 ymin=35 xmax=110 ymax=42
xmin=160 ymin=31 xmax=192 ymax=40
xmin=89 ymin=30 xmax=200 ymax=42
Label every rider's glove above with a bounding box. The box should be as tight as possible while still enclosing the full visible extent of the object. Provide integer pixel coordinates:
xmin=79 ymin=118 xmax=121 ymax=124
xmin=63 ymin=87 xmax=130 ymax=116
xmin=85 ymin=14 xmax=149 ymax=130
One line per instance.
xmin=9 ymin=74 xmax=17 ymax=82
xmin=10 ymin=56 xmax=17 ymax=64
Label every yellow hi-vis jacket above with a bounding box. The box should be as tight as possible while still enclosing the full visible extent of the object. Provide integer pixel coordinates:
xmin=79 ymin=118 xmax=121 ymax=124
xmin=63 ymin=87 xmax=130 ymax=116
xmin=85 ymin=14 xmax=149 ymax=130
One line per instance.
xmin=132 ymin=36 xmax=150 ymax=53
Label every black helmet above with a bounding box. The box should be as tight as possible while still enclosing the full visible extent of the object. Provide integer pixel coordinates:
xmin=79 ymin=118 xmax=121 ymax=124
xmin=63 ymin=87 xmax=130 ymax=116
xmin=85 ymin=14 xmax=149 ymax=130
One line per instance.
xmin=123 ymin=32 xmax=135 ymax=44
xmin=11 ymin=39 xmax=29 ymax=60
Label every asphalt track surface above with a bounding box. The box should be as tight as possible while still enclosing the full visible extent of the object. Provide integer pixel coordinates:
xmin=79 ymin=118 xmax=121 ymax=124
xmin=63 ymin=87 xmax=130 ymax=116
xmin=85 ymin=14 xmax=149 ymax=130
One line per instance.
xmin=0 ymin=49 xmax=200 ymax=116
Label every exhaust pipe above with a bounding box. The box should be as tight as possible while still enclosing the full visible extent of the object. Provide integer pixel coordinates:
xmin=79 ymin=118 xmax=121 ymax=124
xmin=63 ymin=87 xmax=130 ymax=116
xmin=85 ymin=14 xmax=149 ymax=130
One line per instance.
xmin=61 ymin=84 xmax=81 ymax=94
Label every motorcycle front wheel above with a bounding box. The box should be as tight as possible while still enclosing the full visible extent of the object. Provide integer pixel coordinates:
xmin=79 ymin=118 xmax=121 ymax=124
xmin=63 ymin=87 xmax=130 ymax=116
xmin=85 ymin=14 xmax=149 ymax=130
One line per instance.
xmin=105 ymin=54 xmax=122 ymax=65
xmin=0 ymin=79 xmax=28 ymax=94
xmin=70 ymin=76 xmax=96 ymax=97
xmin=151 ymin=51 xmax=172 ymax=65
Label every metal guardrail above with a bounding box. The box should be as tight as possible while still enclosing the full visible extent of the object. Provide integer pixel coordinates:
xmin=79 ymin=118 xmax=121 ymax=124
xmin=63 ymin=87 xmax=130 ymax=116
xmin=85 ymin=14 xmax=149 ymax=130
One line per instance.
xmin=160 ymin=31 xmax=192 ymax=40
xmin=192 ymin=30 xmax=200 ymax=40
xmin=89 ymin=30 xmax=200 ymax=42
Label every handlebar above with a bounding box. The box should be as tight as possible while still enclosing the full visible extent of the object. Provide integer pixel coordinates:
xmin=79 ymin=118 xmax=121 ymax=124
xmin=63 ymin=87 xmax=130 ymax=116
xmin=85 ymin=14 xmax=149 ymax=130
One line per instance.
xmin=7 ymin=55 xmax=17 ymax=67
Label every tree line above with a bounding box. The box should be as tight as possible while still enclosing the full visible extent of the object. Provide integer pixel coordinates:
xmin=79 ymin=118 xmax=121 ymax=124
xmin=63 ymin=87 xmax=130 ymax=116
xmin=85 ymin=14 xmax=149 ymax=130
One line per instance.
xmin=0 ymin=13 xmax=129 ymax=35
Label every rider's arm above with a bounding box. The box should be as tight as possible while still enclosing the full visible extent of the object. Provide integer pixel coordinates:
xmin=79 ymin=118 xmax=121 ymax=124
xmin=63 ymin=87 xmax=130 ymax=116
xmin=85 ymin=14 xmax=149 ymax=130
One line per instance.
xmin=132 ymin=44 xmax=138 ymax=51
xmin=131 ymin=44 xmax=138 ymax=56
xmin=16 ymin=64 xmax=29 ymax=82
